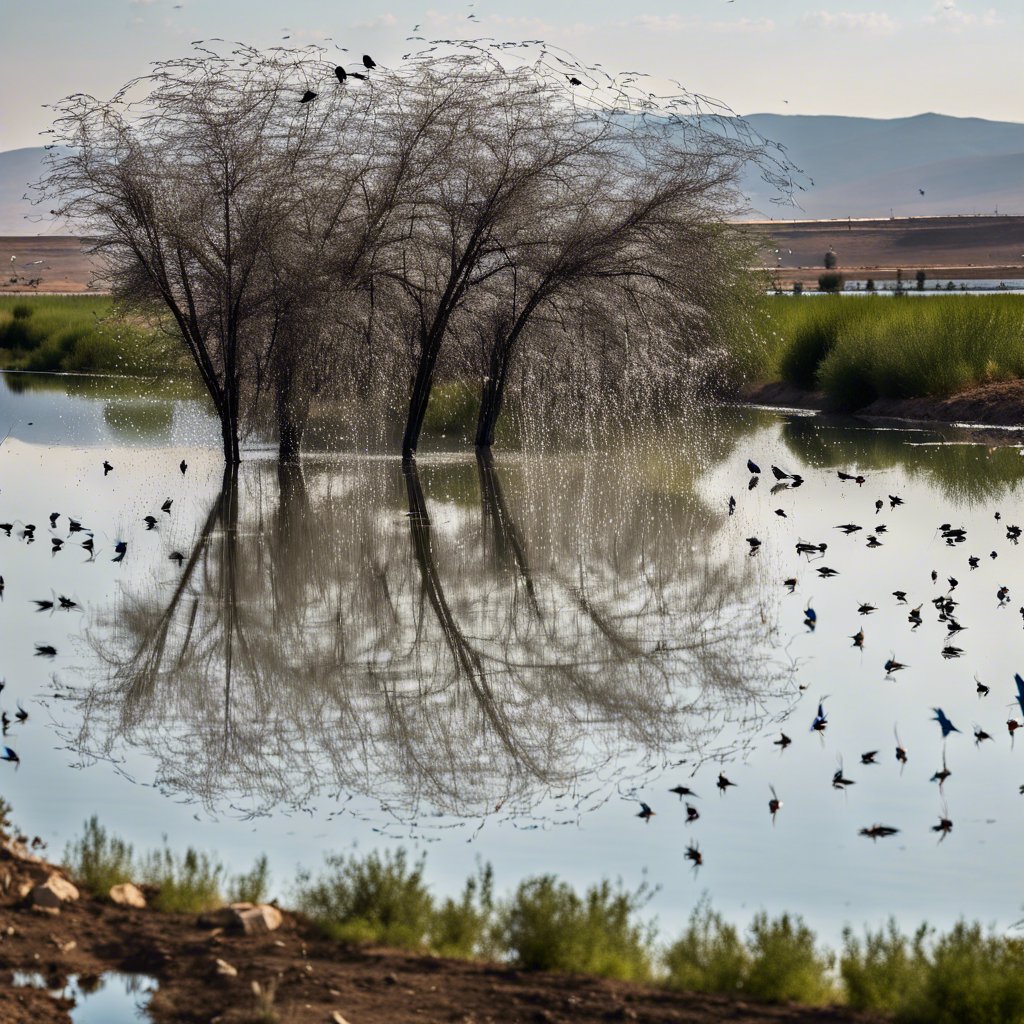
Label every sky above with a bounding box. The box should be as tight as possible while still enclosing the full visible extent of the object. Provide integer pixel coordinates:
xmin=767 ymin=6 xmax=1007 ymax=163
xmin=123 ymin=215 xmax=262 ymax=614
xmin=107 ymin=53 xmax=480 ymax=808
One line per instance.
xmin=1 ymin=0 xmax=1022 ymax=151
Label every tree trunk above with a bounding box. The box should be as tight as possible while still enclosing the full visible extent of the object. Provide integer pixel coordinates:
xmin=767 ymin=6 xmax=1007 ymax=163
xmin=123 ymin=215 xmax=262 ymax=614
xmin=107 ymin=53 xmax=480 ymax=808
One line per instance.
xmin=401 ymin=338 xmax=441 ymax=461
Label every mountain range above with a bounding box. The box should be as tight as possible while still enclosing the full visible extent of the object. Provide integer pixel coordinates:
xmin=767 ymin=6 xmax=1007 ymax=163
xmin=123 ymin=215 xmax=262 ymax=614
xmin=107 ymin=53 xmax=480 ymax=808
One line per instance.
xmin=2 ymin=112 xmax=1022 ymax=233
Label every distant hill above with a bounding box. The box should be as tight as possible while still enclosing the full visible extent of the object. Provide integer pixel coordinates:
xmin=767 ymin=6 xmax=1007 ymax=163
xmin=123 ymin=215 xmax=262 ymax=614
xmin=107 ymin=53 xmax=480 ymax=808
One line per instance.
xmin=0 ymin=147 xmax=60 ymax=235
xmin=741 ymin=113 xmax=1024 ymax=219
xmin=2 ymin=113 xmax=1023 ymax=230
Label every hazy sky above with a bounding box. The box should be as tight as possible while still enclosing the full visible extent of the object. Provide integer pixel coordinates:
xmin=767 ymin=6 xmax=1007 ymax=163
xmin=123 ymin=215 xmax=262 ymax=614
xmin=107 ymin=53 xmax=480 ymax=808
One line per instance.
xmin=1 ymin=0 xmax=1021 ymax=151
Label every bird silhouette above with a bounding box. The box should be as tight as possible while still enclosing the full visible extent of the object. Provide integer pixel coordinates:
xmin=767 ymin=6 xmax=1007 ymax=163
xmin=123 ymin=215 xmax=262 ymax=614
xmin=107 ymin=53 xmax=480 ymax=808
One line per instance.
xmin=335 ymin=66 xmax=347 ymax=83
xmin=768 ymin=785 xmax=782 ymax=824
xmin=1 ymin=746 xmax=19 ymax=765
xmin=933 ymin=708 xmax=960 ymax=737
xmin=300 ymin=90 xmax=317 ymax=103
xmin=362 ymin=54 xmax=376 ymax=69
xmin=180 ymin=459 xmax=188 ymax=475
xmin=103 ymin=460 xmax=113 ymax=475
xmin=747 ymin=459 xmax=760 ymax=474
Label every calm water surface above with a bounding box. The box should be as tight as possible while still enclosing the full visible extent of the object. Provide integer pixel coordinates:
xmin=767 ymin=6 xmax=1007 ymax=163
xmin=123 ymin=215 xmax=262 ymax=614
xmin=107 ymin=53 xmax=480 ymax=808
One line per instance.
xmin=2 ymin=371 xmax=1024 ymax=943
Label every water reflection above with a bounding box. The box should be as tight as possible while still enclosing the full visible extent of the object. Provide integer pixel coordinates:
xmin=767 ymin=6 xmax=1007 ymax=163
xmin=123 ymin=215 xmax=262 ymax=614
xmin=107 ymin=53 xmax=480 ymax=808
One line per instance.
xmin=71 ymin=446 xmax=785 ymax=826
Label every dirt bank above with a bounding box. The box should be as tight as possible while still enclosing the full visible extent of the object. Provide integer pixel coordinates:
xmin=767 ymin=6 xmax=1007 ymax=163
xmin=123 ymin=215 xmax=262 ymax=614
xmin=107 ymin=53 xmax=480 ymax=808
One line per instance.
xmin=0 ymin=839 xmax=882 ymax=1024
xmin=743 ymin=378 xmax=1024 ymax=440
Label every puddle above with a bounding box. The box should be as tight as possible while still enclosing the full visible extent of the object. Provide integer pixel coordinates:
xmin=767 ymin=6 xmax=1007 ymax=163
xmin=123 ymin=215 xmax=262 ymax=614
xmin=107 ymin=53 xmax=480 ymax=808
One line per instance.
xmin=13 ymin=971 xmax=157 ymax=1023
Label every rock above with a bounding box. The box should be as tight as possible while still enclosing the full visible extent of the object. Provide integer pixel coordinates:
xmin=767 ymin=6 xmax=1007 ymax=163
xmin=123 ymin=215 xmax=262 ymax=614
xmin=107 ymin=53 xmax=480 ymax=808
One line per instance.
xmin=331 ymin=1013 xmax=351 ymax=1024
xmin=200 ymin=902 xmax=282 ymax=934
xmin=237 ymin=904 xmax=283 ymax=935
xmin=214 ymin=957 xmax=238 ymax=978
xmin=109 ymin=882 xmax=146 ymax=909
xmin=30 ymin=874 xmax=79 ymax=910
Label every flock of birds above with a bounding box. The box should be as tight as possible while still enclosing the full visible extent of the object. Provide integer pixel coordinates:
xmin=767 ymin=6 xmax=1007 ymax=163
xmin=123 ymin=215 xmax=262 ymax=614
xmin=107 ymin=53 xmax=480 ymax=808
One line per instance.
xmin=0 ymin=456 xmax=190 ymax=768
xmin=633 ymin=453 xmax=1024 ymax=871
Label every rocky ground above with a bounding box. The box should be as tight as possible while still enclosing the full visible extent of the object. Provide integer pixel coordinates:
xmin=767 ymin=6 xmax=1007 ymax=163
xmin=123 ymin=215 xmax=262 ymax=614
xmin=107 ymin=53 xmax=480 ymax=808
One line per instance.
xmin=0 ymin=834 xmax=887 ymax=1024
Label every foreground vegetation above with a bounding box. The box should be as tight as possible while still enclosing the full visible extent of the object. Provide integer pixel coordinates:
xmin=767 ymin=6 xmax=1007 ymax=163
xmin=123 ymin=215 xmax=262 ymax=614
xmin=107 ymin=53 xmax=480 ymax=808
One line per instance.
xmin=0 ymin=295 xmax=172 ymax=376
xmin=750 ymin=294 xmax=1024 ymax=409
xmin=58 ymin=813 xmax=1024 ymax=1022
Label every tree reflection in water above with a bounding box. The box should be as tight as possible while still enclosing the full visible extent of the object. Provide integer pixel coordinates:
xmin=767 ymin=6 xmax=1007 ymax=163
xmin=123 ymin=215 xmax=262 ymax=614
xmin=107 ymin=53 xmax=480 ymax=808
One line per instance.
xmin=71 ymin=444 xmax=786 ymax=833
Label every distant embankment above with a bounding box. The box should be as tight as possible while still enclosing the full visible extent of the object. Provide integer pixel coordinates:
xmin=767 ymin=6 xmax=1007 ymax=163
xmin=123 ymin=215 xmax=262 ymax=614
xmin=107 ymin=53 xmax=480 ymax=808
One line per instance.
xmin=743 ymin=215 xmax=1024 ymax=289
xmin=1 ymin=236 xmax=106 ymax=294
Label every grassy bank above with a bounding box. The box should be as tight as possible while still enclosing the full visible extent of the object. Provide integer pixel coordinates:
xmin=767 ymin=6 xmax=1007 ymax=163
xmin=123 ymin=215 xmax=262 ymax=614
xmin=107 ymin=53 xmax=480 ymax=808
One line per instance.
xmin=57 ymin=810 xmax=1024 ymax=1022
xmin=750 ymin=295 xmax=1024 ymax=410
xmin=0 ymin=295 xmax=175 ymax=376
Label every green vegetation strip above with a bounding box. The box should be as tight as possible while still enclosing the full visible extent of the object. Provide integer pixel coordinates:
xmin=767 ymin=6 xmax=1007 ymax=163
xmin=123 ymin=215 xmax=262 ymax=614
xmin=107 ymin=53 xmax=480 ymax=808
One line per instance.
xmin=0 ymin=295 xmax=175 ymax=376
xmin=748 ymin=295 xmax=1024 ymax=410
xmin=62 ymin=814 xmax=1024 ymax=1023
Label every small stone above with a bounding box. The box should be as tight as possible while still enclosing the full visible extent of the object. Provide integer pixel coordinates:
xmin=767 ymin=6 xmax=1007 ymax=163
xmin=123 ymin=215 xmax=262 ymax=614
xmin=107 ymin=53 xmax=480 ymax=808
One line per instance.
xmin=214 ymin=957 xmax=238 ymax=978
xmin=30 ymin=875 xmax=79 ymax=909
xmin=109 ymin=883 xmax=146 ymax=909
xmin=331 ymin=1013 xmax=351 ymax=1024
xmin=237 ymin=904 xmax=283 ymax=935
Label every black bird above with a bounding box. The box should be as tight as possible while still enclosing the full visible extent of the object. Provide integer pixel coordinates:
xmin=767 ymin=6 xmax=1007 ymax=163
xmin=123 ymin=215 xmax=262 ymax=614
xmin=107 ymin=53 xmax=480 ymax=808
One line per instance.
xmin=746 ymin=537 xmax=761 ymax=554
xmin=931 ymin=570 xmax=938 ymax=582
xmin=858 ymin=602 xmax=877 ymax=615
xmin=941 ymin=646 xmax=963 ymax=660
xmin=68 ymin=519 xmax=83 ymax=533
xmin=112 ymin=540 xmax=127 ymax=563
xmin=15 ymin=704 xmax=27 ymax=723
xmin=875 ymin=500 xmax=883 ymax=514
xmin=362 ymin=54 xmax=376 ymax=69
xmin=335 ymin=65 xmax=347 ymax=83
xmin=811 ymin=700 xmax=827 ymax=732
xmin=894 ymin=728 xmax=908 ymax=766
xmin=931 ymin=752 xmax=951 ymax=788
xmin=717 ymin=772 xmax=736 ymax=793
xmin=783 ymin=578 xmax=797 ymax=593
xmin=300 ymin=90 xmax=317 ymax=103
xmin=947 ymin=577 xmax=959 ymax=592
xmin=728 ymin=496 xmax=736 ymax=515
xmin=180 ymin=459 xmax=188 ymax=475
xmin=169 ymin=551 xmax=186 ymax=567
xmin=860 ymin=824 xmax=899 ymax=841
xmin=161 ymin=498 xmax=173 ymax=514
xmin=893 ymin=590 xmax=908 ymax=604
xmin=636 ymin=801 xmax=655 ymax=822
xmin=684 ymin=842 xmax=703 ymax=867
xmin=998 ymin=586 xmax=1011 ymax=605
xmin=875 ymin=524 xmax=888 ymax=534
xmin=832 ymin=760 xmax=856 ymax=789
xmin=976 ymin=676 xmax=990 ymax=697
xmin=747 ymin=459 xmax=760 ymax=474
xmin=932 ymin=808 xmax=953 ymax=842
xmin=866 ymin=535 xmax=883 ymax=548
xmin=103 ymin=460 xmax=113 ymax=475
xmin=768 ymin=786 xmax=782 ymax=824
xmin=771 ymin=465 xmax=789 ymax=481
xmin=81 ymin=537 xmax=94 ymax=555
xmin=669 ymin=785 xmax=698 ymax=799
xmin=861 ymin=750 xmax=878 ymax=765
xmin=51 ymin=538 xmax=63 ymax=553
xmin=685 ymin=803 xmax=700 ymax=823
xmin=0 ymin=524 xmax=11 ymax=537
xmin=58 ymin=595 xmax=77 ymax=610
xmin=774 ymin=509 xmax=787 ymax=518
xmin=49 ymin=513 xmax=59 ymax=527
xmin=851 ymin=628 xmax=864 ymax=648
xmin=143 ymin=515 xmax=157 ymax=529
xmin=974 ymin=726 xmax=993 ymax=746
xmin=908 ymin=605 xmax=923 ymax=628
xmin=817 ymin=566 xmax=840 ymax=578
xmin=885 ymin=655 xmax=907 ymax=675
xmin=34 ymin=644 xmax=56 ymax=658
xmin=774 ymin=732 xmax=792 ymax=749
xmin=33 ymin=599 xmax=53 ymax=612
xmin=1 ymin=746 xmax=19 ymax=765
xmin=748 ymin=475 xmax=759 ymax=491
xmin=837 ymin=524 xmax=862 ymax=535
xmin=567 ymin=76 xmax=583 ymax=86
xmin=889 ymin=495 xmax=904 ymax=508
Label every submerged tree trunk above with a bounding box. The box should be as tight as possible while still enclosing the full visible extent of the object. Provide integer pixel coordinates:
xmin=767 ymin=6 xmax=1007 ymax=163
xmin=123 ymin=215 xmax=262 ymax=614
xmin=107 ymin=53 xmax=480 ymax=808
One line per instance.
xmin=401 ymin=331 xmax=443 ymax=461
xmin=475 ymin=352 xmax=510 ymax=450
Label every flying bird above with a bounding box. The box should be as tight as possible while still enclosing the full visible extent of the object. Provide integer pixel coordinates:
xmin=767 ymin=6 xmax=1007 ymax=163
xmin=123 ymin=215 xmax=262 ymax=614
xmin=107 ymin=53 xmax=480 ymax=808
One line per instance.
xmin=933 ymin=708 xmax=960 ymax=737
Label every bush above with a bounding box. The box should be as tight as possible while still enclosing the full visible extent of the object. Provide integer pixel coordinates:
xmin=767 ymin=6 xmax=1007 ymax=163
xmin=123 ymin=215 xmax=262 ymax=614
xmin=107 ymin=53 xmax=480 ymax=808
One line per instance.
xmin=228 ymin=854 xmax=271 ymax=905
xmin=63 ymin=816 xmax=136 ymax=896
xmin=664 ymin=898 xmax=748 ymax=994
xmin=744 ymin=911 xmax=838 ymax=1005
xmin=497 ymin=875 xmax=655 ymax=982
xmin=142 ymin=844 xmax=225 ymax=913
xmin=295 ymin=848 xmax=435 ymax=948
xmin=817 ymin=272 xmax=844 ymax=293
xmin=431 ymin=864 xmax=496 ymax=959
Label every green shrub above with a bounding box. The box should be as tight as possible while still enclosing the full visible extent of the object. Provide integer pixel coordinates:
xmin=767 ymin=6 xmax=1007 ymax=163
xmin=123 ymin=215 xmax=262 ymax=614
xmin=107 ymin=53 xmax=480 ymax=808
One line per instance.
xmin=296 ymin=848 xmax=435 ymax=948
xmin=63 ymin=816 xmax=137 ymax=896
xmin=497 ymin=875 xmax=655 ymax=982
xmin=664 ymin=897 xmax=748 ymax=994
xmin=744 ymin=911 xmax=838 ymax=1005
xmin=817 ymin=272 xmax=844 ymax=293
xmin=10 ymin=301 xmax=33 ymax=320
xmin=431 ymin=864 xmax=496 ymax=959
xmin=142 ymin=844 xmax=224 ymax=913
xmin=228 ymin=854 xmax=271 ymax=905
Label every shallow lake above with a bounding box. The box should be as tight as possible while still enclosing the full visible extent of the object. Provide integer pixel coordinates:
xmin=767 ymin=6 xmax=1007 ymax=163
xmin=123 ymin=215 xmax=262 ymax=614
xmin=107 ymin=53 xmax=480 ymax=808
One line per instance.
xmin=2 ymin=370 xmax=1024 ymax=944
